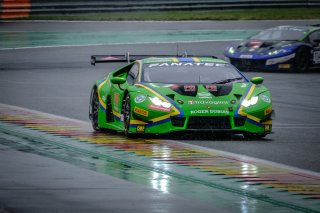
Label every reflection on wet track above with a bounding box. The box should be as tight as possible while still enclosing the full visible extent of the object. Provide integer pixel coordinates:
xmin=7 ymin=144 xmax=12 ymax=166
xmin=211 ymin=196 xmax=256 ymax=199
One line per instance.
xmin=0 ymin=103 xmax=319 ymax=213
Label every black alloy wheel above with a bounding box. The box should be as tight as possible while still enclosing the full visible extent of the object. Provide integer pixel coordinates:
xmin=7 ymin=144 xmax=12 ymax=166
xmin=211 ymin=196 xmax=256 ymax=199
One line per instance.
xmin=123 ymin=94 xmax=132 ymax=137
xmin=91 ymin=88 xmax=100 ymax=131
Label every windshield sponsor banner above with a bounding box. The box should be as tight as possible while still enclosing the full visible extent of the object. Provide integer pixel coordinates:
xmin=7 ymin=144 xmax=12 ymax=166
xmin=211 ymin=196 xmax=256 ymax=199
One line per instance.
xmin=147 ymin=62 xmax=228 ymax=68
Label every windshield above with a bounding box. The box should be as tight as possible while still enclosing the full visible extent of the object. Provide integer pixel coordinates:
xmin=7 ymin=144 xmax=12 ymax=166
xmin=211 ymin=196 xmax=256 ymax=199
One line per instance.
xmin=251 ymin=27 xmax=308 ymax=41
xmin=142 ymin=62 xmax=245 ymax=84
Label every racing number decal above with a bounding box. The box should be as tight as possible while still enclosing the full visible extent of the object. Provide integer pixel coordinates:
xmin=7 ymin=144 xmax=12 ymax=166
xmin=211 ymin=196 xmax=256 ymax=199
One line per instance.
xmin=313 ymin=50 xmax=320 ymax=64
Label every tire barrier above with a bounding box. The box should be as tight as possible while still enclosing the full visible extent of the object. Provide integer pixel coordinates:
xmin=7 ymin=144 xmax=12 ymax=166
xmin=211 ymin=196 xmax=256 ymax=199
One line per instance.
xmin=1 ymin=0 xmax=320 ymax=19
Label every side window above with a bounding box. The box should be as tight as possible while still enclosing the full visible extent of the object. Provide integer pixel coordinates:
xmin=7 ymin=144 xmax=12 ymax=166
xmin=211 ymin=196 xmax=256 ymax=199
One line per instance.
xmin=309 ymin=30 xmax=320 ymax=46
xmin=127 ymin=63 xmax=139 ymax=85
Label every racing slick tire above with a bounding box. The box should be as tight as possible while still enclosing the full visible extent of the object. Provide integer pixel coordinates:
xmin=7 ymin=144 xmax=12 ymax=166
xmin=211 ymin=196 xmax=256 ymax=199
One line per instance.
xmin=90 ymin=87 xmax=101 ymax=132
xmin=293 ymin=47 xmax=310 ymax=72
xmin=123 ymin=94 xmax=133 ymax=137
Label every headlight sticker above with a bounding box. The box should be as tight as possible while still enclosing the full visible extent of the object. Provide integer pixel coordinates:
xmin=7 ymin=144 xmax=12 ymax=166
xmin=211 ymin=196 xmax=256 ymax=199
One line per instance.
xmin=260 ymin=94 xmax=271 ymax=103
xmin=135 ymin=95 xmax=146 ymax=103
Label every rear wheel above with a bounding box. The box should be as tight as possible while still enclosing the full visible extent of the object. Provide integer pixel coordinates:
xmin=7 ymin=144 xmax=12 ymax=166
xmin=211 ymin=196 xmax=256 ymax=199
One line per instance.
xmin=293 ymin=47 xmax=310 ymax=72
xmin=123 ymin=94 xmax=132 ymax=137
xmin=91 ymin=88 xmax=100 ymax=131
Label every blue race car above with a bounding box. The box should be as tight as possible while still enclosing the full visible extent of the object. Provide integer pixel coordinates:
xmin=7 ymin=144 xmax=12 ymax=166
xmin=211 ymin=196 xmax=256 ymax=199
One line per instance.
xmin=224 ymin=25 xmax=320 ymax=72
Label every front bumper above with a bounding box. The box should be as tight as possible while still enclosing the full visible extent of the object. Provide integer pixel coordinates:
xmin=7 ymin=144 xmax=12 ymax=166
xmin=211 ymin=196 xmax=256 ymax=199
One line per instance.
xmin=129 ymin=115 xmax=272 ymax=135
xmin=229 ymin=58 xmax=294 ymax=72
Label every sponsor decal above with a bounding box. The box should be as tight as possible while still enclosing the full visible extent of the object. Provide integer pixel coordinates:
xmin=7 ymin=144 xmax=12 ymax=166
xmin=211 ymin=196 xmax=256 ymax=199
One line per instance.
xmin=135 ymin=95 xmax=146 ymax=103
xmin=205 ymin=85 xmax=217 ymax=92
xmin=198 ymin=92 xmax=211 ymax=98
xmin=102 ymin=56 xmax=120 ymax=60
xmin=260 ymin=95 xmax=271 ymax=103
xmin=184 ymin=85 xmax=196 ymax=91
xmin=134 ymin=107 xmax=149 ymax=117
xmin=114 ymin=93 xmax=119 ymax=105
xmin=149 ymin=104 xmax=171 ymax=112
xmin=313 ymin=50 xmax=320 ymax=64
xmin=190 ymin=109 xmax=229 ymax=114
xmin=188 ymin=100 xmax=228 ymax=105
xmin=136 ymin=125 xmax=145 ymax=132
xmin=147 ymin=62 xmax=228 ymax=68
xmin=240 ymin=54 xmax=253 ymax=59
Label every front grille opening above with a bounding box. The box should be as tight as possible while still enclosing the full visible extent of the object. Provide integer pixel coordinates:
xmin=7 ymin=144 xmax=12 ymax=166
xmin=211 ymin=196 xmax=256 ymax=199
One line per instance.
xmin=171 ymin=116 xmax=186 ymax=127
xmin=187 ymin=116 xmax=231 ymax=130
xmin=234 ymin=116 xmax=246 ymax=126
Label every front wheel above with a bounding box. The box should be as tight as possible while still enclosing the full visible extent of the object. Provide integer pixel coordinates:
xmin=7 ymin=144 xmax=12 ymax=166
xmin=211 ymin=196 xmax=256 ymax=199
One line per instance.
xmin=123 ymin=94 xmax=132 ymax=137
xmin=90 ymin=88 xmax=101 ymax=131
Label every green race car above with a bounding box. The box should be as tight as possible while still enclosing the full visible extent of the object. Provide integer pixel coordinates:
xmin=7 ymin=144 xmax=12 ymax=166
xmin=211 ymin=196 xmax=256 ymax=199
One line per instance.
xmin=89 ymin=55 xmax=273 ymax=138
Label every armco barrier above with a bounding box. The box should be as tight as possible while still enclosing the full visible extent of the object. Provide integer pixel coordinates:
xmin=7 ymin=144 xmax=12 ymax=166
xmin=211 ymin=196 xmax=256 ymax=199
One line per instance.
xmin=1 ymin=0 xmax=320 ymax=18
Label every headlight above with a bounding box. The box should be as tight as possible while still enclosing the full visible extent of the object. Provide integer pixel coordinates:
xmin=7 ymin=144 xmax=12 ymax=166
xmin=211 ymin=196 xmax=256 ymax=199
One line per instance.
xmin=241 ymin=96 xmax=258 ymax=107
xmin=228 ymin=47 xmax=235 ymax=54
xmin=149 ymin=97 xmax=171 ymax=108
xmin=267 ymin=49 xmax=287 ymax=56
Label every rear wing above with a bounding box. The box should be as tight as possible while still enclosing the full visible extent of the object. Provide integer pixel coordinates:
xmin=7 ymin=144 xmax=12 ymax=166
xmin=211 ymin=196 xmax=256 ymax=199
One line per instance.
xmin=91 ymin=52 xmax=217 ymax=66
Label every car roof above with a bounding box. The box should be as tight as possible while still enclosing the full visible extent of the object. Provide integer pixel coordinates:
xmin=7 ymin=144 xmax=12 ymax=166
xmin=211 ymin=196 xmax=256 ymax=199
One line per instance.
xmin=267 ymin=25 xmax=320 ymax=32
xmin=140 ymin=57 xmax=228 ymax=64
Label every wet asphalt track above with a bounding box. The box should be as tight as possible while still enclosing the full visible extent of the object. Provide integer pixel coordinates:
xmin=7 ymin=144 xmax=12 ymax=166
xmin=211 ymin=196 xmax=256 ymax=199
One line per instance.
xmin=0 ymin=20 xmax=320 ymax=173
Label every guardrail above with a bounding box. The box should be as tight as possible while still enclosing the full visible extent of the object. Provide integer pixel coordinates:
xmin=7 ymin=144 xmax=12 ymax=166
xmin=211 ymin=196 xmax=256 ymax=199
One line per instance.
xmin=1 ymin=0 xmax=320 ymax=19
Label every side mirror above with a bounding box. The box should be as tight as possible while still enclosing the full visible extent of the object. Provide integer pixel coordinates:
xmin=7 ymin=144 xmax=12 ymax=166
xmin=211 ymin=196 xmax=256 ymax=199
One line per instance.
xmin=250 ymin=77 xmax=264 ymax=85
xmin=111 ymin=77 xmax=126 ymax=84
